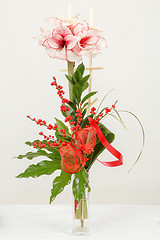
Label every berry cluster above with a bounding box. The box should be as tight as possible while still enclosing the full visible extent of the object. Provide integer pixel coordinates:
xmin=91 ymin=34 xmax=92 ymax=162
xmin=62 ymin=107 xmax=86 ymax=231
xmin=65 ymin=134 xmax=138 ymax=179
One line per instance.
xmin=27 ymin=116 xmax=57 ymax=131
xmin=90 ymin=107 xmax=96 ymax=114
xmin=33 ymin=138 xmax=67 ymax=149
xmin=50 ymin=77 xmax=70 ymax=113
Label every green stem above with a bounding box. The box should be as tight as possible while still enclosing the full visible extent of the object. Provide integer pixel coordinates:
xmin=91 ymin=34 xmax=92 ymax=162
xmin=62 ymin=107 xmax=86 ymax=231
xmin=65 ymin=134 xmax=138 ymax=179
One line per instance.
xmin=75 ymin=191 xmax=88 ymax=220
xmin=67 ymin=61 xmax=74 ymax=102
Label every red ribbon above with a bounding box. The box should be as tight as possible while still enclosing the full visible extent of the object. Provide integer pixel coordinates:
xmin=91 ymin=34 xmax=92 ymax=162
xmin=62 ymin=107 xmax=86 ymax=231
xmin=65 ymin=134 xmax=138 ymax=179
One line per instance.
xmin=88 ymin=117 xmax=123 ymax=167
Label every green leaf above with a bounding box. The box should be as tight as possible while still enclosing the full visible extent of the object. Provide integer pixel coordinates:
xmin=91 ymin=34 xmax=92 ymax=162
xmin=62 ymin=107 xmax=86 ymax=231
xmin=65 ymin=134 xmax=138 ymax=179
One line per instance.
xmin=72 ymin=168 xmax=89 ymax=203
xmin=85 ymin=122 xmax=115 ymax=170
xmin=65 ymin=74 xmax=75 ymax=85
xmin=55 ymin=131 xmax=71 ymax=142
xmin=50 ymin=170 xmax=72 ymax=203
xmin=82 ymin=82 xmax=89 ymax=92
xmin=55 ymin=118 xmax=70 ymax=135
xmin=82 ymin=102 xmax=88 ymax=109
xmin=79 ymin=74 xmax=90 ymax=86
xmin=76 ymin=62 xmax=85 ymax=78
xmin=17 ymin=150 xmax=50 ymax=160
xmin=16 ymin=160 xmax=61 ymax=178
xmin=17 ymin=147 xmax=61 ymax=161
xmin=73 ymin=70 xmax=81 ymax=83
xmin=82 ymin=108 xmax=87 ymax=118
xmin=67 ymin=101 xmax=77 ymax=111
xmin=73 ymin=85 xmax=82 ymax=103
xmin=81 ymin=91 xmax=97 ymax=104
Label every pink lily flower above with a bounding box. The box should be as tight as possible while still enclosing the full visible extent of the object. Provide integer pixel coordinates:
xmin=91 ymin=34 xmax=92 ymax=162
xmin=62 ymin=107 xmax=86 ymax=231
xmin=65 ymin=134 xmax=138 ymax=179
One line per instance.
xmin=37 ymin=18 xmax=82 ymax=62
xmin=72 ymin=21 xmax=107 ymax=57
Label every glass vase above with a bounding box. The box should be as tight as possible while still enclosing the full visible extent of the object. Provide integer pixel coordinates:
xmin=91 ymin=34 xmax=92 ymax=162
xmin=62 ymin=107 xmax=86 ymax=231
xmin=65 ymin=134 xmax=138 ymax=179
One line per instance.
xmin=72 ymin=188 xmax=90 ymax=235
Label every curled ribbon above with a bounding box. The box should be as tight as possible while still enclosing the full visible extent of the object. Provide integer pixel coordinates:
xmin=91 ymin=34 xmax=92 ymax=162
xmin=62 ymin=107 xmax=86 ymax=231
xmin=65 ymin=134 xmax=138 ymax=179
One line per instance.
xmin=88 ymin=117 xmax=123 ymax=167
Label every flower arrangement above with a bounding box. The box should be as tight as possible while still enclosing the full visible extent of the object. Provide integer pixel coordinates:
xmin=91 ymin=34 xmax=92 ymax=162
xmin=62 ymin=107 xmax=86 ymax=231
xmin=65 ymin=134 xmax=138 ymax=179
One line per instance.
xmin=16 ymin=16 xmax=144 ymax=234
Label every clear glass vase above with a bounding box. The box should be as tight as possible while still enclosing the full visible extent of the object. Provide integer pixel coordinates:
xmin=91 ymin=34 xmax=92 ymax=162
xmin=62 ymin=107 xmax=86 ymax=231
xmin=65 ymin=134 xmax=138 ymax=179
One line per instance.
xmin=72 ymin=188 xmax=90 ymax=235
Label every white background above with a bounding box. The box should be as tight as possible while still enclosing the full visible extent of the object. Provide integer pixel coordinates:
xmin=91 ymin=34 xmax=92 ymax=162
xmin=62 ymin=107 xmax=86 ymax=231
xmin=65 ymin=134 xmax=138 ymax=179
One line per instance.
xmin=0 ymin=0 xmax=159 ymax=205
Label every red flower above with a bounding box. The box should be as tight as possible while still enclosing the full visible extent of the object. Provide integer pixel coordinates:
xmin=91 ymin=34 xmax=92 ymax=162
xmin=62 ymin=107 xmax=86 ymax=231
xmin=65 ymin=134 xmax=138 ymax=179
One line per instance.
xmin=71 ymin=126 xmax=97 ymax=155
xmin=59 ymin=143 xmax=87 ymax=174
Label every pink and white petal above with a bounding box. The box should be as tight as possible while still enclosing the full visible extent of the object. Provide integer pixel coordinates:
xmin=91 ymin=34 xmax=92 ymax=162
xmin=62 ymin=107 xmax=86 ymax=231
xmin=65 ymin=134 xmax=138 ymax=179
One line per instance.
xmin=48 ymin=34 xmax=63 ymax=49
xmin=82 ymin=20 xmax=89 ymax=30
xmin=71 ymin=43 xmax=81 ymax=55
xmin=34 ymin=35 xmax=46 ymax=45
xmin=96 ymin=37 xmax=107 ymax=49
xmin=79 ymin=48 xmax=93 ymax=56
xmin=73 ymin=23 xmax=86 ymax=35
xmin=66 ymin=49 xmax=82 ymax=62
xmin=42 ymin=39 xmax=50 ymax=47
xmin=86 ymin=46 xmax=102 ymax=58
xmin=55 ymin=24 xmax=72 ymax=37
xmin=78 ymin=42 xmax=92 ymax=51
xmin=83 ymin=35 xmax=99 ymax=45
xmin=65 ymin=35 xmax=78 ymax=50
xmin=76 ymin=30 xmax=87 ymax=39
xmin=87 ymin=29 xmax=103 ymax=37
xmin=45 ymin=47 xmax=57 ymax=58
xmin=54 ymin=47 xmax=66 ymax=60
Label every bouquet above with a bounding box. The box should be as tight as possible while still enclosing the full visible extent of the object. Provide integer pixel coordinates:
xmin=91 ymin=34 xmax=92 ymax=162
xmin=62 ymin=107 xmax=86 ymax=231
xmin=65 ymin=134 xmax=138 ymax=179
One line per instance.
xmin=16 ymin=16 xmax=144 ymax=234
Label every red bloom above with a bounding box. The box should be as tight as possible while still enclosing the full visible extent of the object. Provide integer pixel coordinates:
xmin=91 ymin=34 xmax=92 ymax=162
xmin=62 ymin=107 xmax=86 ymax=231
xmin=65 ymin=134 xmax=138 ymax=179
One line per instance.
xmin=71 ymin=126 xmax=97 ymax=155
xmin=59 ymin=143 xmax=87 ymax=174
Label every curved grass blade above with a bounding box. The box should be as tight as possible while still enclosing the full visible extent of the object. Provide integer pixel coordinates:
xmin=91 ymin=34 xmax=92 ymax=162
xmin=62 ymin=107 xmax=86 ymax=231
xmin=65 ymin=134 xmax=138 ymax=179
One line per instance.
xmin=96 ymin=89 xmax=114 ymax=115
xmin=102 ymin=113 xmax=126 ymax=126
xmin=118 ymin=110 xmax=145 ymax=173
xmin=112 ymin=108 xmax=127 ymax=129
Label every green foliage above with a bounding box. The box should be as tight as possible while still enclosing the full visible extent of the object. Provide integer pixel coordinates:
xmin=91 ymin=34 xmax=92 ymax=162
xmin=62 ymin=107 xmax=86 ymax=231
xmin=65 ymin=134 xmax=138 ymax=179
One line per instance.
xmin=65 ymin=74 xmax=75 ymax=85
xmin=54 ymin=118 xmax=70 ymax=135
xmin=82 ymin=108 xmax=87 ymax=118
xmin=50 ymin=170 xmax=72 ymax=203
xmin=16 ymin=160 xmax=61 ymax=178
xmin=85 ymin=122 xmax=115 ymax=170
xmin=72 ymin=168 xmax=90 ymax=203
xmin=79 ymin=74 xmax=90 ymax=85
xmin=73 ymin=84 xmax=83 ymax=103
xmin=65 ymin=62 xmax=90 ymax=104
xmin=81 ymin=91 xmax=97 ymax=104
xmin=54 ymin=118 xmax=71 ymax=141
xmin=82 ymin=82 xmax=89 ymax=92
xmin=17 ymin=148 xmax=61 ymax=161
xmin=76 ymin=62 xmax=85 ymax=77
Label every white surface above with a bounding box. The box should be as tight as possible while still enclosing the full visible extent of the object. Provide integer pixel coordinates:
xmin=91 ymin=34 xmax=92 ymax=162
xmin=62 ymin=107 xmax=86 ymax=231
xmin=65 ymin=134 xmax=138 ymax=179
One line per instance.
xmin=0 ymin=204 xmax=160 ymax=240
xmin=0 ymin=0 xmax=160 ymax=204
